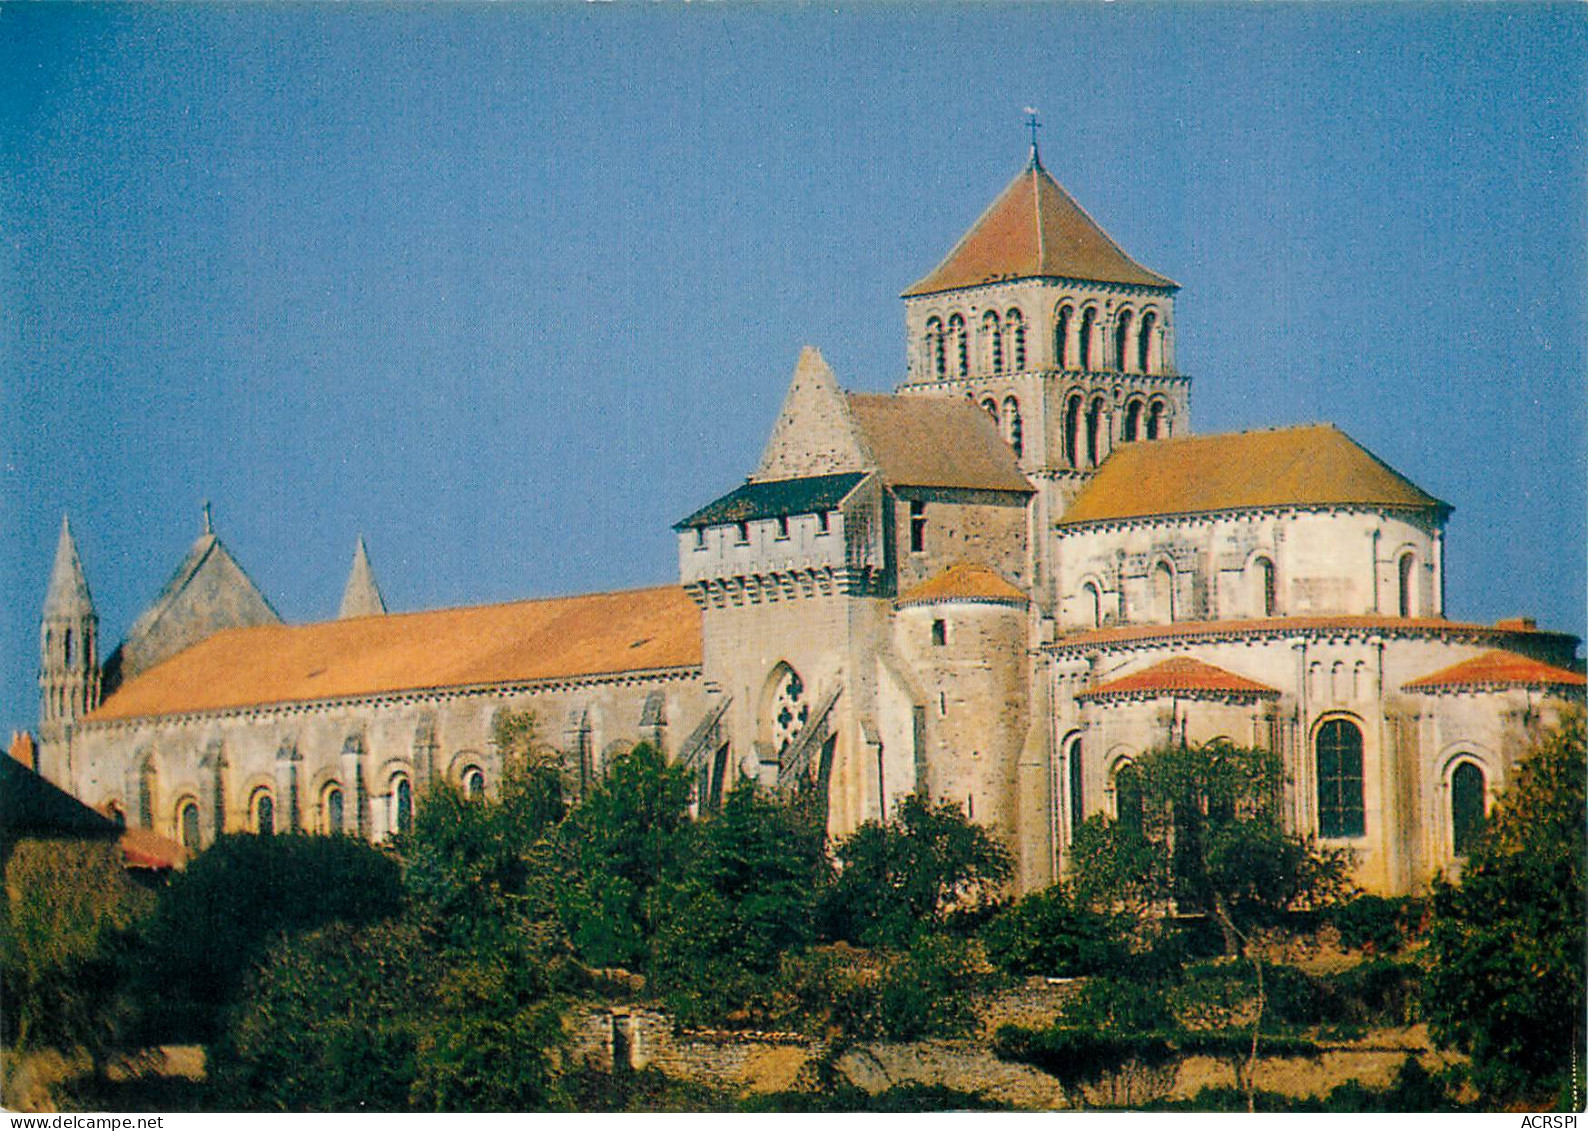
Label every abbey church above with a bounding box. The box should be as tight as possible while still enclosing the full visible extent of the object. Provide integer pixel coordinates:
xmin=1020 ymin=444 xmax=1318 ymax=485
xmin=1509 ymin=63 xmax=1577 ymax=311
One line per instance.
xmin=30 ymin=148 xmax=1583 ymax=896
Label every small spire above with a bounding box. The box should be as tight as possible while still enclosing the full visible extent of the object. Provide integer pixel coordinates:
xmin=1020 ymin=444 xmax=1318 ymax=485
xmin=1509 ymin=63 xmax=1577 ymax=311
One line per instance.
xmin=339 ymin=536 xmax=387 ymax=619
xmin=1024 ymin=107 xmax=1042 ymax=168
xmin=43 ymin=514 xmax=95 ymax=618
xmin=202 ymin=499 xmax=213 ymax=536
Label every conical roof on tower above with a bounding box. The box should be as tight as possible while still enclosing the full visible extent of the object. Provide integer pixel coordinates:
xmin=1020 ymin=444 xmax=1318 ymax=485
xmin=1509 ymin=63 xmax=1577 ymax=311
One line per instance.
xmin=43 ymin=515 xmax=95 ymax=619
xmin=339 ymin=536 xmax=388 ymax=619
xmin=903 ymin=152 xmax=1176 ymax=297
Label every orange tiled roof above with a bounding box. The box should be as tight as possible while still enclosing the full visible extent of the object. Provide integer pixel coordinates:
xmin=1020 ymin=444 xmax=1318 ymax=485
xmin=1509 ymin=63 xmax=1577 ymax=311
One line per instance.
xmin=1080 ymin=656 xmax=1278 ymax=700
xmin=1060 ymin=425 xmax=1446 ymax=526
xmin=1050 ymin=615 xmax=1576 ymax=654
xmin=119 ymin=827 xmax=189 ymax=871
xmin=1404 ymin=650 xmax=1586 ymax=693
xmin=899 ymin=564 xmax=1028 ymax=607
xmin=848 ymin=394 xmax=1033 ymax=494
xmin=88 ymin=585 xmax=702 ymax=722
xmin=8 ymin=731 xmax=36 ymax=770
xmin=903 ymin=158 xmax=1175 ymax=297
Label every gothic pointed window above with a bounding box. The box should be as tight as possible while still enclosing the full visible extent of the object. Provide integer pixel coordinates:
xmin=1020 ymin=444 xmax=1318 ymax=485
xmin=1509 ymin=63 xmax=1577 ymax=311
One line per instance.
xmin=1316 ymin=719 xmax=1365 ymax=838
xmin=1451 ymin=761 xmax=1485 ymax=856
xmin=1007 ymin=309 xmax=1026 ymax=370
xmin=767 ymin=664 xmax=809 ymax=756
xmin=1138 ymin=310 xmax=1157 ymax=373
xmin=1003 ymin=397 xmax=1023 ymax=458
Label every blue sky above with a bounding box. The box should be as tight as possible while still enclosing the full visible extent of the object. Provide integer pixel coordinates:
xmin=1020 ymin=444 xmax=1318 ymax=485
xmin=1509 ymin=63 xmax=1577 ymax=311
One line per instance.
xmin=3 ymin=4 xmax=1584 ymax=730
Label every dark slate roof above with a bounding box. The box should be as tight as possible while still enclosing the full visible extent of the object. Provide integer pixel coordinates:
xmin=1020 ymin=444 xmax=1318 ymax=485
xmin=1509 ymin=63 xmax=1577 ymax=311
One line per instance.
xmin=675 ymin=472 xmax=868 ymax=529
xmin=0 ymin=757 xmax=120 ymax=840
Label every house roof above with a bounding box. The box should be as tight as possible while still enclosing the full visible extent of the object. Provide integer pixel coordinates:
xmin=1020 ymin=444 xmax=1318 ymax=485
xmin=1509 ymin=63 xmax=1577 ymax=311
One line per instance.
xmin=1059 ymin=425 xmax=1447 ymax=526
xmin=676 ymin=472 xmax=868 ymax=529
xmin=118 ymin=826 xmax=189 ymax=871
xmin=903 ymin=156 xmax=1175 ymax=297
xmin=847 ymin=394 xmax=1033 ymax=494
xmin=1403 ymin=650 xmax=1586 ymax=694
xmin=0 ymin=756 xmax=121 ymax=840
xmin=88 ymin=584 xmax=702 ymax=723
xmin=898 ymin=563 xmax=1028 ymax=607
xmin=1079 ymin=656 xmax=1279 ymax=701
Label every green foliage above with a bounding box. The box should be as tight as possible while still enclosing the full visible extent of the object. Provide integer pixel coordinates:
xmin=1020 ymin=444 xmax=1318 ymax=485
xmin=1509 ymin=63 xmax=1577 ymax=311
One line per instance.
xmin=993 ymin=1023 xmax=1177 ymax=1108
xmin=649 ymin=784 xmax=828 ymax=1025
xmin=1069 ymin=740 xmax=1349 ymax=954
xmin=821 ymin=793 xmax=1012 ymax=947
xmin=1331 ymin=894 xmax=1423 ymax=954
xmin=981 ymin=883 xmax=1132 ymax=977
xmin=556 ymin=743 xmax=693 ymax=968
xmin=741 ymin=1082 xmax=1008 ymax=1112
xmin=1423 ymin=708 xmax=1588 ymax=1107
xmin=769 ymin=937 xmax=982 ymax=1042
xmin=0 ymin=840 xmax=153 ymax=1061
xmin=133 ymin=833 xmax=403 ymax=1042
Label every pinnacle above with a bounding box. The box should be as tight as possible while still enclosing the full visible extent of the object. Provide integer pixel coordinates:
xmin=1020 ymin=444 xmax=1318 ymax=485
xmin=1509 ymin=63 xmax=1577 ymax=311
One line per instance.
xmin=43 ymin=515 xmax=95 ymax=619
xmin=339 ymin=536 xmax=388 ymax=619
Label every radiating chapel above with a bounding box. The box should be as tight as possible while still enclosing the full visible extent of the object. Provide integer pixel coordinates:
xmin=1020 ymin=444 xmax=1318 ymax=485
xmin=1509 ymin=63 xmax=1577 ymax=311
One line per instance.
xmin=31 ymin=145 xmax=1583 ymax=896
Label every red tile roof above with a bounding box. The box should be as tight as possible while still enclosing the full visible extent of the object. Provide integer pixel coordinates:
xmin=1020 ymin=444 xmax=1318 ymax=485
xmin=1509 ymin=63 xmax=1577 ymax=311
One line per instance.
xmin=848 ymin=394 xmax=1033 ymax=494
xmin=1050 ymin=615 xmax=1578 ymax=659
xmin=119 ymin=827 xmax=189 ymax=871
xmin=1404 ymin=650 xmax=1586 ymax=693
xmin=903 ymin=159 xmax=1174 ymax=296
xmin=1060 ymin=425 xmax=1446 ymax=526
xmin=898 ymin=564 xmax=1028 ymax=607
xmin=1080 ymin=656 xmax=1278 ymax=701
xmin=87 ymin=585 xmax=702 ymax=723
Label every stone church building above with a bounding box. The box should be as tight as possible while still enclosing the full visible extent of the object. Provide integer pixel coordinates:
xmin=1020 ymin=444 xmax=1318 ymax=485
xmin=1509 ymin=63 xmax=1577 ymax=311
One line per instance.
xmin=32 ymin=148 xmax=1583 ymax=896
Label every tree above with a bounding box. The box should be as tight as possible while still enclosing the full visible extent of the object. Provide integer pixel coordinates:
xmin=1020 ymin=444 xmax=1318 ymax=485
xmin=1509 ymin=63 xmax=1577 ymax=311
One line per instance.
xmin=1069 ymin=740 xmax=1348 ymax=955
xmin=0 ymin=840 xmax=152 ymax=1066
xmin=648 ymin=783 xmax=829 ymax=1025
xmin=555 ymin=743 xmax=693 ymax=968
xmin=1422 ymin=707 xmax=1586 ymax=1108
xmin=981 ymin=883 xmax=1132 ymax=978
xmin=821 ymin=793 xmax=1012 ymax=947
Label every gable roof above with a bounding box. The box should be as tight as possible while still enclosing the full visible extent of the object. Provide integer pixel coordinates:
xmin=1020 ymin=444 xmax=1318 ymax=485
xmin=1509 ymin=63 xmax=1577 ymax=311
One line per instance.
xmin=898 ymin=563 xmax=1028 ymax=607
xmin=676 ymin=472 xmax=868 ymax=529
xmin=1059 ymin=425 xmax=1447 ymax=526
xmin=903 ymin=156 xmax=1175 ymax=297
xmin=1079 ymin=656 xmax=1279 ymax=701
xmin=1403 ymin=650 xmax=1586 ymax=694
xmin=847 ymin=394 xmax=1033 ymax=494
xmin=88 ymin=585 xmax=701 ymax=723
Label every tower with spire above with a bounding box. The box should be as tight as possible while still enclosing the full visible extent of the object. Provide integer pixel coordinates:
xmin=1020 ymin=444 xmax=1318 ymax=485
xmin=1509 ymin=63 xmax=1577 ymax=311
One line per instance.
xmin=339 ymin=537 xmax=387 ymax=619
xmin=897 ymin=133 xmax=1187 ymax=606
xmin=39 ymin=516 xmax=101 ymax=741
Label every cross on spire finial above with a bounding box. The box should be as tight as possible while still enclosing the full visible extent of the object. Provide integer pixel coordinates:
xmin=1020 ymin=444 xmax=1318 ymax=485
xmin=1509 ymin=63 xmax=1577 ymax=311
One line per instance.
xmin=1024 ymin=107 xmax=1042 ymax=166
xmin=202 ymin=499 xmax=212 ymax=536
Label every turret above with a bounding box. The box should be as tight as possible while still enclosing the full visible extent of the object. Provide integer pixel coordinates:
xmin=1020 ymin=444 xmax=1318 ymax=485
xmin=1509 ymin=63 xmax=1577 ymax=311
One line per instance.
xmin=39 ymin=516 xmax=100 ymax=736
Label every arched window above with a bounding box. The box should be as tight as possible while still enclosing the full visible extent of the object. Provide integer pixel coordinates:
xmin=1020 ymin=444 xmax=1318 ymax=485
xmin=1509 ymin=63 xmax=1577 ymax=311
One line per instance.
xmin=1066 ymin=734 xmax=1084 ymax=834
xmin=1146 ymin=400 xmax=1166 ymax=439
xmin=1254 ymin=557 xmax=1277 ymax=617
xmin=765 ymin=663 xmax=809 ymax=756
xmin=465 ymin=768 xmax=486 ymax=800
xmin=1315 ymin=719 xmax=1365 ymax=838
xmin=1064 ymin=395 xmax=1082 ymax=467
xmin=1078 ymin=307 xmax=1097 ymax=370
xmin=1398 ymin=552 xmax=1416 ymax=618
xmin=1055 ymin=305 xmax=1073 ymax=369
xmin=1122 ymin=400 xmax=1143 ymax=442
xmin=325 ymin=785 xmax=344 ymax=834
xmin=392 ymin=776 xmax=413 ymax=837
xmin=253 ymin=789 xmax=275 ymax=836
xmin=1007 ymin=309 xmax=1026 ymax=370
xmin=1138 ymin=310 xmax=1157 ymax=373
xmin=1451 ymin=761 xmax=1486 ymax=856
xmin=1115 ymin=309 xmax=1134 ymax=372
xmin=1114 ymin=762 xmax=1143 ymax=834
xmin=1151 ymin=562 xmax=1175 ymax=623
xmin=948 ymin=314 xmax=967 ymax=377
xmin=63 ymin=628 xmax=73 ymax=666
xmin=138 ymin=761 xmax=156 ymax=829
xmin=1082 ymin=581 xmax=1102 ymax=629
xmin=983 ymin=311 xmax=1003 ymax=374
xmin=1086 ymin=399 xmax=1105 ymax=467
xmin=981 ymin=397 xmax=999 ymax=420
xmin=178 ymin=800 xmax=200 ymax=850
xmin=925 ymin=317 xmax=944 ymax=377
xmin=1003 ymin=396 xmax=1023 ymax=458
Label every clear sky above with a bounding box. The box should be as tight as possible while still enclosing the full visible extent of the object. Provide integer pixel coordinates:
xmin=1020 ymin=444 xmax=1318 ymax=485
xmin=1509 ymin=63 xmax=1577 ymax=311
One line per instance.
xmin=3 ymin=4 xmax=1584 ymax=731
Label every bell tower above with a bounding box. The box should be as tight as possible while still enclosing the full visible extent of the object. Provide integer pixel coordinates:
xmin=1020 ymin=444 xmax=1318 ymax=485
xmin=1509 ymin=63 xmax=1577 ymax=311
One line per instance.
xmin=39 ymin=515 xmax=101 ymax=741
xmin=897 ymin=131 xmax=1188 ymax=605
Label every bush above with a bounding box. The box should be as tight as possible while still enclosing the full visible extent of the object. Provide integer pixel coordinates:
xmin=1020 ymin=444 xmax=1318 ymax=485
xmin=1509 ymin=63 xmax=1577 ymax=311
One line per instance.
xmin=1331 ymin=895 xmax=1422 ymax=954
xmin=981 ymin=884 xmax=1131 ymax=978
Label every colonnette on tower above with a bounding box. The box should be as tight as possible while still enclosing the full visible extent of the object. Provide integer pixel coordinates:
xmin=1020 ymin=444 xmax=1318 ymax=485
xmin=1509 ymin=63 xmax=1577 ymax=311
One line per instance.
xmin=28 ymin=145 xmax=1582 ymax=895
